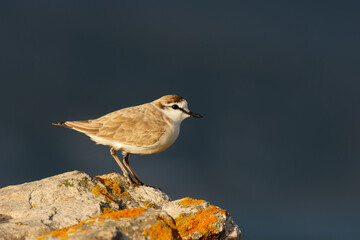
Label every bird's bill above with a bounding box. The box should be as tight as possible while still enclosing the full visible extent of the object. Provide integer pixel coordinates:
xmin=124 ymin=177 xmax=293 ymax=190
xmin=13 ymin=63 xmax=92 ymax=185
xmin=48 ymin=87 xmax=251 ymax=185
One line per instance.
xmin=187 ymin=111 xmax=203 ymax=118
xmin=179 ymin=107 xmax=203 ymax=118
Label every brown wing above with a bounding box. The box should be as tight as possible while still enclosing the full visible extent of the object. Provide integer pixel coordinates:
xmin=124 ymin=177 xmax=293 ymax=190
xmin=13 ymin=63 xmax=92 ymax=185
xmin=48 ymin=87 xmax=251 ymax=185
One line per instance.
xmin=66 ymin=103 xmax=169 ymax=146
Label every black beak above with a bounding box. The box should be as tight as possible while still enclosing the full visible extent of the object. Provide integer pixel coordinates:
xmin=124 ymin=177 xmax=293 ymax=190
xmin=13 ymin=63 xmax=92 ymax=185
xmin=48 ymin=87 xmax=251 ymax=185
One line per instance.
xmin=179 ymin=107 xmax=203 ymax=118
xmin=187 ymin=110 xmax=203 ymax=118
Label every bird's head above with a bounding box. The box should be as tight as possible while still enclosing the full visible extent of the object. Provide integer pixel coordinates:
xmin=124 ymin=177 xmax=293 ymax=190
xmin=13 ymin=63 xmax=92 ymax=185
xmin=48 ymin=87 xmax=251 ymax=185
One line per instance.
xmin=152 ymin=95 xmax=203 ymax=122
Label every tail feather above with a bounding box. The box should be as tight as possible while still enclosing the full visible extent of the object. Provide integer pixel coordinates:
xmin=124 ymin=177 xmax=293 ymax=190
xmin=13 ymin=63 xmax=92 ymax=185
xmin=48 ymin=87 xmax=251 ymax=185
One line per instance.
xmin=52 ymin=121 xmax=71 ymax=128
xmin=53 ymin=120 xmax=101 ymax=135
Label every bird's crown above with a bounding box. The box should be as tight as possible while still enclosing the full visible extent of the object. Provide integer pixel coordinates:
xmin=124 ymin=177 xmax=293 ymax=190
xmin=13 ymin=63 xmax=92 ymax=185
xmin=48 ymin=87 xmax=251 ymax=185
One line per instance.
xmin=152 ymin=95 xmax=185 ymax=109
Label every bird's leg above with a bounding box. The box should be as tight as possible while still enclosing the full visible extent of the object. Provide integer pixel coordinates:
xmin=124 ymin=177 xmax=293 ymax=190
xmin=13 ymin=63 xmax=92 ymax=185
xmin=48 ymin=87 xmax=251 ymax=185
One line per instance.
xmin=110 ymin=148 xmax=132 ymax=180
xmin=122 ymin=153 xmax=144 ymax=185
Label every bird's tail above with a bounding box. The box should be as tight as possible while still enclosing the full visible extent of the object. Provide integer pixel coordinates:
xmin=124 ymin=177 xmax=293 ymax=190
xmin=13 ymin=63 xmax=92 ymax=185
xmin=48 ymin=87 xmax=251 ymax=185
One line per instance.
xmin=52 ymin=120 xmax=100 ymax=135
xmin=52 ymin=121 xmax=71 ymax=128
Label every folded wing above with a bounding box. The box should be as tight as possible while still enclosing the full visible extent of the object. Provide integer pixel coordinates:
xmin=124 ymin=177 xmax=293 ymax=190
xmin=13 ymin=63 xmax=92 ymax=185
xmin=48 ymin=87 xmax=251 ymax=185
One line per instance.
xmin=63 ymin=104 xmax=168 ymax=147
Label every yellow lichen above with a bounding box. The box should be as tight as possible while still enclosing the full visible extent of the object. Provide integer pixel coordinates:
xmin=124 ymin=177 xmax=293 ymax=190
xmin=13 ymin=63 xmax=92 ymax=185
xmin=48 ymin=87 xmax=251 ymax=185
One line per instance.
xmin=32 ymin=204 xmax=36 ymax=208
xmin=37 ymin=208 xmax=147 ymax=240
xmin=175 ymin=205 xmax=227 ymax=238
xmin=142 ymin=202 xmax=158 ymax=209
xmin=143 ymin=215 xmax=180 ymax=240
xmin=179 ymin=197 xmax=205 ymax=207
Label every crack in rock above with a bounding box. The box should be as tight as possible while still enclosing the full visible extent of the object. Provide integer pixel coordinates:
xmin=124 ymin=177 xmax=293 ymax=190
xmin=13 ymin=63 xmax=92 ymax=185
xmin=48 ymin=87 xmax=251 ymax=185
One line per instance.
xmin=48 ymin=207 xmax=57 ymax=221
xmin=28 ymin=190 xmax=34 ymax=209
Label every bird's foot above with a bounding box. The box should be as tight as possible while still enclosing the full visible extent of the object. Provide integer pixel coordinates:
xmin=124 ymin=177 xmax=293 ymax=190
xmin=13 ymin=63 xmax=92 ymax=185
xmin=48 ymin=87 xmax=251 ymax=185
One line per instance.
xmin=124 ymin=175 xmax=161 ymax=190
xmin=132 ymin=177 xmax=144 ymax=186
xmin=124 ymin=173 xmax=144 ymax=186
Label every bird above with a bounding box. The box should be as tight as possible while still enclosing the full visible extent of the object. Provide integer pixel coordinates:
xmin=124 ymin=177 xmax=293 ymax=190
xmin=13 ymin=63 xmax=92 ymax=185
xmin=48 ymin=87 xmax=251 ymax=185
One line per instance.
xmin=52 ymin=95 xmax=203 ymax=185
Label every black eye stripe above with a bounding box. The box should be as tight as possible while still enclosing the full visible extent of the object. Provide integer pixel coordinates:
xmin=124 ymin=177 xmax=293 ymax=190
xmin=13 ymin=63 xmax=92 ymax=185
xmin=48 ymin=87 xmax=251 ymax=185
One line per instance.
xmin=168 ymin=105 xmax=191 ymax=115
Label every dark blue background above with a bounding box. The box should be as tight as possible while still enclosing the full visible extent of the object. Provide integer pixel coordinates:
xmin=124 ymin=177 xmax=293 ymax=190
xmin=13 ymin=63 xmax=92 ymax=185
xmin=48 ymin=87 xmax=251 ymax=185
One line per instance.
xmin=1 ymin=1 xmax=359 ymax=239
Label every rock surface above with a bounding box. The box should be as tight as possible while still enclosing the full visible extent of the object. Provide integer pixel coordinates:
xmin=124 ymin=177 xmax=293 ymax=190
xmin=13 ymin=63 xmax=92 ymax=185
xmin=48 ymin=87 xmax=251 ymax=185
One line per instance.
xmin=0 ymin=171 xmax=241 ymax=240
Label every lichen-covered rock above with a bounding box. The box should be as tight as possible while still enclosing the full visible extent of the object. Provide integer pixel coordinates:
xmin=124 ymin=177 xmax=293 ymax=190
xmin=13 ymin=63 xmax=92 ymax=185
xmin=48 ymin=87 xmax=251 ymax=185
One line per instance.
xmin=0 ymin=171 xmax=241 ymax=240
xmin=38 ymin=208 xmax=180 ymax=240
xmin=163 ymin=198 xmax=240 ymax=240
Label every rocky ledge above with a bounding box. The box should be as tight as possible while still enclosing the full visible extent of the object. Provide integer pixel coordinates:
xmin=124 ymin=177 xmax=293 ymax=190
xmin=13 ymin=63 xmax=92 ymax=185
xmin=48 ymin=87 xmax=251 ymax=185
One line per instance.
xmin=0 ymin=171 xmax=241 ymax=240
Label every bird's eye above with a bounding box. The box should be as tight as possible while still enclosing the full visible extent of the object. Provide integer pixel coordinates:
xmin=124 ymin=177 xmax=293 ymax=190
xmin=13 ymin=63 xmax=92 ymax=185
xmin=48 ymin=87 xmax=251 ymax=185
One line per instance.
xmin=172 ymin=104 xmax=179 ymax=109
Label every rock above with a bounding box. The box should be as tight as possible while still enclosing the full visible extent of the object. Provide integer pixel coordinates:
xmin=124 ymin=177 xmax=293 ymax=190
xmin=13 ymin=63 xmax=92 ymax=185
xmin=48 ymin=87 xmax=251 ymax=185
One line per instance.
xmin=0 ymin=171 xmax=241 ymax=240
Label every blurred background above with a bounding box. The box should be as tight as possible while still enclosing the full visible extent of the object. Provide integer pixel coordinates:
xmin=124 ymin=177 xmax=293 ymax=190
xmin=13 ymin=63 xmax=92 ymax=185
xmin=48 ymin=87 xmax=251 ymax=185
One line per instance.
xmin=1 ymin=1 xmax=359 ymax=239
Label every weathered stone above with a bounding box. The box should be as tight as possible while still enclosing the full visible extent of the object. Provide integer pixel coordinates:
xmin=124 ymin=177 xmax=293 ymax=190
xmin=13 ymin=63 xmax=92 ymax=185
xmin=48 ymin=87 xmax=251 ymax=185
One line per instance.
xmin=0 ymin=171 xmax=102 ymax=240
xmin=0 ymin=171 xmax=241 ymax=240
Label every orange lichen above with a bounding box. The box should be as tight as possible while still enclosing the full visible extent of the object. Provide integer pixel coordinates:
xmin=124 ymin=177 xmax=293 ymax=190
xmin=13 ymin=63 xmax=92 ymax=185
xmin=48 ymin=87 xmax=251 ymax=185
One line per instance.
xmin=142 ymin=202 xmax=158 ymax=209
xmin=179 ymin=197 xmax=205 ymax=207
xmin=92 ymin=185 xmax=116 ymax=202
xmin=92 ymin=177 xmax=130 ymax=203
xmin=143 ymin=215 xmax=180 ymax=240
xmin=98 ymin=218 xmax=105 ymax=225
xmin=99 ymin=208 xmax=147 ymax=220
xmin=37 ymin=208 xmax=147 ymax=240
xmin=175 ymin=205 xmax=227 ymax=238
xmin=101 ymin=207 xmax=115 ymax=214
xmin=143 ymin=221 xmax=175 ymax=240
xmin=32 ymin=204 xmax=36 ymax=208
xmin=101 ymin=178 xmax=130 ymax=198
xmin=87 ymin=219 xmax=95 ymax=225
xmin=37 ymin=217 xmax=90 ymax=240
xmin=156 ymin=215 xmax=177 ymax=230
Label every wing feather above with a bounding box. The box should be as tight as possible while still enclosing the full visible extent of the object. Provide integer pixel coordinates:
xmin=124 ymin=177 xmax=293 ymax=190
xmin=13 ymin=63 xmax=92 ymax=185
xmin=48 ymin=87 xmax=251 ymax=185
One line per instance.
xmin=93 ymin=103 xmax=169 ymax=146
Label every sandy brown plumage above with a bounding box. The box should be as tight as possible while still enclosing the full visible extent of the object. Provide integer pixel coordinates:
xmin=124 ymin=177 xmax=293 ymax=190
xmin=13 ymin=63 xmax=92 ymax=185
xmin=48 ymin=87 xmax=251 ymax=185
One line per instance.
xmin=57 ymin=103 xmax=171 ymax=147
xmin=53 ymin=95 xmax=202 ymax=186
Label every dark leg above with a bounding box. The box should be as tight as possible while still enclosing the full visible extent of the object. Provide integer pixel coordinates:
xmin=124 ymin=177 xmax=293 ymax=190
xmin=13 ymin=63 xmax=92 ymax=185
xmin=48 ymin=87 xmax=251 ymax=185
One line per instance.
xmin=122 ymin=153 xmax=144 ymax=185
